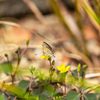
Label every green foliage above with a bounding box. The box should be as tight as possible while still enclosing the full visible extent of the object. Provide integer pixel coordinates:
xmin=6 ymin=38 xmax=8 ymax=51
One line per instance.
xmin=83 ymin=93 xmax=97 ymax=100
xmin=0 ymin=42 xmax=98 ymax=99
xmin=5 ymin=85 xmax=25 ymax=97
xmin=66 ymin=91 xmax=80 ymax=100
xmin=0 ymin=94 xmax=5 ymax=100
xmin=72 ymin=69 xmax=84 ymax=79
xmin=18 ymin=80 xmax=30 ymax=91
xmin=29 ymin=66 xmax=36 ymax=74
xmin=0 ymin=62 xmax=13 ymax=74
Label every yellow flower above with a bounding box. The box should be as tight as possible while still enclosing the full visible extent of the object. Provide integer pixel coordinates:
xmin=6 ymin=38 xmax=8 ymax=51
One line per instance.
xmin=41 ymin=55 xmax=51 ymax=60
xmin=57 ymin=63 xmax=70 ymax=73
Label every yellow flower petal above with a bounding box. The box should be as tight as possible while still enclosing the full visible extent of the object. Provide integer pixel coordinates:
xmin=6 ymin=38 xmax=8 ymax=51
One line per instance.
xmin=57 ymin=66 xmax=61 ymax=70
xmin=65 ymin=65 xmax=70 ymax=72
xmin=61 ymin=63 xmax=65 ymax=69
xmin=41 ymin=55 xmax=46 ymax=59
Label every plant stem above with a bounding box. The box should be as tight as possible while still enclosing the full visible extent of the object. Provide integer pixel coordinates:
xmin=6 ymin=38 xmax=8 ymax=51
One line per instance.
xmin=0 ymin=56 xmax=7 ymax=63
xmin=77 ymin=71 xmax=81 ymax=84
xmin=12 ymin=45 xmax=28 ymax=85
xmin=14 ymin=96 xmax=17 ymax=100
xmin=29 ymin=74 xmax=33 ymax=91
xmin=28 ymin=74 xmax=33 ymax=99
xmin=49 ymin=60 xmax=52 ymax=84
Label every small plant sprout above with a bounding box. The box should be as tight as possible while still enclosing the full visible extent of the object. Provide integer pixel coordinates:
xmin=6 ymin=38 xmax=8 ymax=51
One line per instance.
xmin=29 ymin=66 xmax=35 ymax=94
xmin=57 ymin=63 xmax=71 ymax=73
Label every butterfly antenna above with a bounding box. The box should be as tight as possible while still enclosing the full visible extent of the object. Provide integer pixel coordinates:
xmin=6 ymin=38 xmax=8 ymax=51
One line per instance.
xmin=35 ymin=52 xmax=42 ymax=55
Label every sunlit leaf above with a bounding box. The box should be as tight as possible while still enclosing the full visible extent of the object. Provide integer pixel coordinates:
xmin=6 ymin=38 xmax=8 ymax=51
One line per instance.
xmin=5 ymin=85 xmax=25 ymax=97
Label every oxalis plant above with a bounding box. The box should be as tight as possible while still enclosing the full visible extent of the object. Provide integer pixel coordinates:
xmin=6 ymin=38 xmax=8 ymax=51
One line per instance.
xmin=0 ymin=40 xmax=100 ymax=100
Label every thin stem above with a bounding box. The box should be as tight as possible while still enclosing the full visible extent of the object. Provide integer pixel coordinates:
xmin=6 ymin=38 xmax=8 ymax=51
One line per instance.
xmin=28 ymin=74 xmax=33 ymax=99
xmin=63 ymin=84 xmax=66 ymax=96
xmin=77 ymin=71 xmax=81 ymax=84
xmin=12 ymin=45 xmax=28 ymax=85
xmin=0 ymin=56 xmax=14 ymax=85
xmin=0 ymin=56 xmax=7 ymax=63
xmin=0 ymin=56 xmax=12 ymax=74
xmin=1 ymin=90 xmax=10 ymax=99
xmin=6 ymin=56 xmax=12 ymax=76
xmin=14 ymin=96 xmax=17 ymax=100
xmin=49 ymin=60 xmax=52 ymax=84
xmin=29 ymin=74 xmax=33 ymax=91
xmin=14 ymin=45 xmax=28 ymax=75
xmin=83 ymin=72 xmax=85 ymax=79
xmin=20 ymin=46 xmax=28 ymax=58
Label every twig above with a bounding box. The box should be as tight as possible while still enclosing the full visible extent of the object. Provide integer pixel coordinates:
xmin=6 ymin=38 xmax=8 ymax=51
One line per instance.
xmin=0 ymin=56 xmax=7 ymax=63
xmin=29 ymin=74 xmax=33 ymax=91
xmin=22 ymin=0 xmax=56 ymax=37
xmin=49 ymin=60 xmax=52 ymax=84
xmin=14 ymin=96 xmax=17 ymax=100
xmin=0 ymin=21 xmax=46 ymax=39
xmin=14 ymin=45 xmax=28 ymax=75
xmin=20 ymin=45 xmax=28 ymax=58
xmin=1 ymin=90 xmax=10 ymax=99
xmin=77 ymin=71 xmax=81 ymax=84
xmin=11 ymin=45 xmax=28 ymax=85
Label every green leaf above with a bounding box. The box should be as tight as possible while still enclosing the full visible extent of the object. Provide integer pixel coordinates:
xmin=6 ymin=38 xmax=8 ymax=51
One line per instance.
xmin=0 ymin=62 xmax=13 ymax=74
xmin=43 ymin=85 xmax=55 ymax=97
xmin=38 ymin=86 xmax=44 ymax=93
xmin=5 ymin=85 xmax=25 ymax=97
xmin=44 ymin=85 xmax=54 ymax=92
xmin=53 ymin=90 xmax=63 ymax=97
xmin=82 ymin=2 xmax=100 ymax=25
xmin=18 ymin=80 xmax=30 ymax=91
xmin=29 ymin=95 xmax=37 ymax=100
xmin=39 ymin=94 xmax=48 ymax=100
xmin=0 ymin=94 xmax=5 ymax=100
xmin=38 ymin=73 xmax=44 ymax=82
xmin=29 ymin=66 xmax=35 ymax=74
xmin=66 ymin=91 xmax=80 ymax=100
xmin=55 ymin=98 xmax=66 ymax=100
xmin=83 ymin=93 xmax=97 ymax=100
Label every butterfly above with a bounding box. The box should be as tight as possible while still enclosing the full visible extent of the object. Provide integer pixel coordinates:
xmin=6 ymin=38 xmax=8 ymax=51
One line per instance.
xmin=42 ymin=41 xmax=55 ymax=57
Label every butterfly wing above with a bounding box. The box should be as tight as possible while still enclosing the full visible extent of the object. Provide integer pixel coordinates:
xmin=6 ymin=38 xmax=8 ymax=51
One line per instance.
xmin=43 ymin=42 xmax=54 ymax=57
